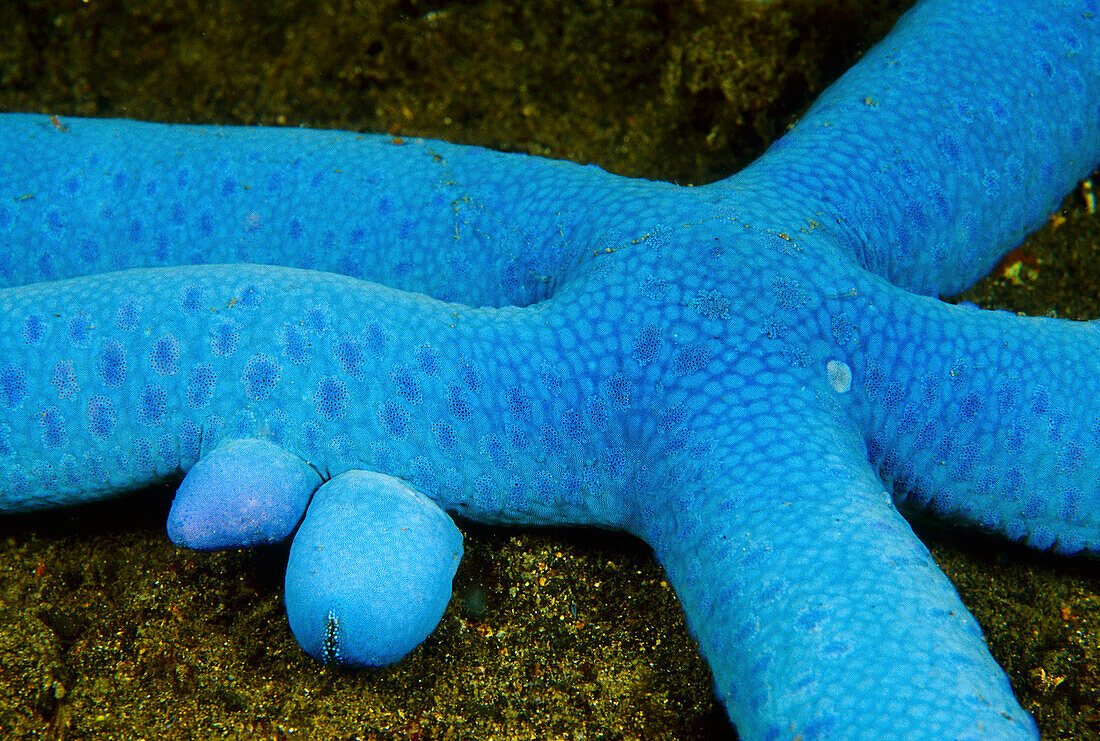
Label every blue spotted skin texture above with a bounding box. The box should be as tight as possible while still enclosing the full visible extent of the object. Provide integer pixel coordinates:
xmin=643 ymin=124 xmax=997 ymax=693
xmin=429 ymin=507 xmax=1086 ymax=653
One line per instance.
xmin=1 ymin=0 xmax=1099 ymax=737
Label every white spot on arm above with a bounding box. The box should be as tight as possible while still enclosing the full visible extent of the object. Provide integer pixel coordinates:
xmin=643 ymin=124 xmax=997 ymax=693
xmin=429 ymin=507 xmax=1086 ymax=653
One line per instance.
xmin=826 ymin=359 xmax=852 ymax=393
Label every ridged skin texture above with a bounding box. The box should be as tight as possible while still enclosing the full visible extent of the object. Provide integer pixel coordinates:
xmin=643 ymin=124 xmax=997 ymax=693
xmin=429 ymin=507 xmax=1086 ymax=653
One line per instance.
xmin=2 ymin=0 xmax=1099 ymax=738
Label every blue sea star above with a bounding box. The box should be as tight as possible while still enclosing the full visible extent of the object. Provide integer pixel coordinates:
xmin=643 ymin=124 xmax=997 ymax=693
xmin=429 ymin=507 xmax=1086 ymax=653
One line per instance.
xmin=2 ymin=0 xmax=1100 ymax=738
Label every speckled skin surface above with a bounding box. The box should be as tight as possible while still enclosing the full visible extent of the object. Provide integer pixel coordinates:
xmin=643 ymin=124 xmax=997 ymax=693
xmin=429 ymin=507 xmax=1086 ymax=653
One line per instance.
xmin=2 ymin=0 xmax=1099 ymax=737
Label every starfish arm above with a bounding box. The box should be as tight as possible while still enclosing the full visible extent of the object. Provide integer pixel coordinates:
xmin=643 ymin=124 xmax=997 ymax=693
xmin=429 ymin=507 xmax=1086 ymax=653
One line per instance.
xmin=284 ymin=469 xmax=463 ymax=667
xmin=165 ymin=437 xmax=322 ymax=549
xmin=705 ymin=0 xmax=1100 ymax=297
xmin=844 ymin=283 xmax=1100 ymax=555
xmin=0 ymin=112 xmax=685 ymax=307
xmin=0 ymin=263 xmax=611 ymax=521
xmin=647 ymin=407 xmax=1039 ymax=740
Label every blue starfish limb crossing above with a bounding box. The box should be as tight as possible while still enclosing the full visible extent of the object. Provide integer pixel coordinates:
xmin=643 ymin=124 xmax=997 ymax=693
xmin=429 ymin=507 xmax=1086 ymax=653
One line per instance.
xmin=2 ymin=0 xmax=1099 ymax=737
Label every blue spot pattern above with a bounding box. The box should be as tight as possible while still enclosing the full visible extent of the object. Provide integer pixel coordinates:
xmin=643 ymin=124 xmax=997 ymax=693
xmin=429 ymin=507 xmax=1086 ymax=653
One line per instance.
xmin=1 ymin=0 xmax=1099 ymax=737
